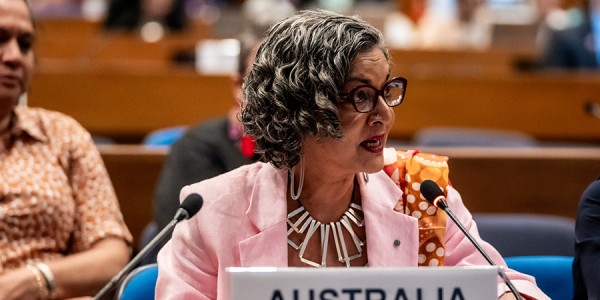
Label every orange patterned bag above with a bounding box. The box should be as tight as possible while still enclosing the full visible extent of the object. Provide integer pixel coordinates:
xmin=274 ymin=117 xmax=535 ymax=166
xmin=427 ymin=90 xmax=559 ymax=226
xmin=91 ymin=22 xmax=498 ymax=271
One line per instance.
xmin=383 ymin=149 xmax=450 ymax=266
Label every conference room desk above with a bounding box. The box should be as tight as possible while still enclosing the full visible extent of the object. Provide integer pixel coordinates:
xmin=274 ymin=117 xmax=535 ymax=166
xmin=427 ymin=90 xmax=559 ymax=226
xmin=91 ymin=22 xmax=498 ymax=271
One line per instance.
xmin=99 ymin=144 xmax=599 ymax=250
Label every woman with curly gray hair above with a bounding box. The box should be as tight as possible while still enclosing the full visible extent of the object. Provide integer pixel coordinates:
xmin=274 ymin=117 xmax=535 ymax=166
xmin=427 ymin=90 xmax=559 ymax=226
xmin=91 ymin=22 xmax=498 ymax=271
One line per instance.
xmin=156 ymin=9 xmax=548 ymax=300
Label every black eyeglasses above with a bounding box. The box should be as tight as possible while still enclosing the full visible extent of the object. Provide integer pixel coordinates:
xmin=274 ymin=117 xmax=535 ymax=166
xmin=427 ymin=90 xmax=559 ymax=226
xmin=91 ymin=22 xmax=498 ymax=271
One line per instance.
xmin=339 ymin=77 xmax=407 ymax=113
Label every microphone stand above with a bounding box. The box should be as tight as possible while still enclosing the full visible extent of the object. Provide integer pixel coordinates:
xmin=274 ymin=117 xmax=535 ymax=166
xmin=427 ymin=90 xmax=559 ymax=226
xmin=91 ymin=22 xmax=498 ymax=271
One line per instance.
xmin=94 ymin=193 xmax=202 ymax=299
xmin=437 ymin=200 xmax=524 ymax=300
xmin=93 ymin=216 xmax=182 ymax=300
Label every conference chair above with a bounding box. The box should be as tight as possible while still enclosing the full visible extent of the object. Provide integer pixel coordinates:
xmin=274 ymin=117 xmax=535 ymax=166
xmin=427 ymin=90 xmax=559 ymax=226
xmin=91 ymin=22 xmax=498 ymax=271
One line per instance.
xmin=473 ymin=213 xmax=575 ymax=257
xmin=115 ymin=263 xmax=158 ymax=300
xmin=143 ymin=126 xmax=187 ymax=146
xmin=505 ymin=255 xmax=574 ymax=300
xmin=412 ymin=126 xmax=537 ymax=147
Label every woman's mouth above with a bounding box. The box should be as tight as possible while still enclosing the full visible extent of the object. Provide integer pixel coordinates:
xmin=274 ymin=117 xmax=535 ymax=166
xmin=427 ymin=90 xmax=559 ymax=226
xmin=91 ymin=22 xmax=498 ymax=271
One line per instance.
xmin=360 ymin=136 xmax=384 ymax=153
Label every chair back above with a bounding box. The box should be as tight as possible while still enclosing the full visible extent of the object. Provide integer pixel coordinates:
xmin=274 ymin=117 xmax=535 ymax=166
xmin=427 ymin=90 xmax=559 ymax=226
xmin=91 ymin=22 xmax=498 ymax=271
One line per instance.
xmin=412 ymin=127 xmax=537 ymax=147
xmin=115 ymin=263 xmax=158 ymax=300
xmin=143 ymin=126 xmax=187 ymax=146
xmin=473 ymin=213 xmax=575 ymax=257
xmin=505 ymin=255 xmax=574 ymax=300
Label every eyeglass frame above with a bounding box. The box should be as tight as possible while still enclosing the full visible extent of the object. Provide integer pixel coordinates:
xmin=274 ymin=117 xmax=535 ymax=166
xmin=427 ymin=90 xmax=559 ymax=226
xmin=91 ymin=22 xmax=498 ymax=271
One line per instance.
xmin=338 ymin=77 xmax=408 ymax=113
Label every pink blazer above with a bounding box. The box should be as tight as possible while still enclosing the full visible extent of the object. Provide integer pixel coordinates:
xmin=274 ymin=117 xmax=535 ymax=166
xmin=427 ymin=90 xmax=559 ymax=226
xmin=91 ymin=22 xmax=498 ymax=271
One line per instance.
xmin=155 ymin=162 xmax=549 ymax=300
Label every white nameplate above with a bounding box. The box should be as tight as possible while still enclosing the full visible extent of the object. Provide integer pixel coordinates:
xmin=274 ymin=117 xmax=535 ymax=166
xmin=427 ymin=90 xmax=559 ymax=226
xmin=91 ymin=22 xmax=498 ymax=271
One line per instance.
xmin=227 ymin=266 xmax=498 ymax=300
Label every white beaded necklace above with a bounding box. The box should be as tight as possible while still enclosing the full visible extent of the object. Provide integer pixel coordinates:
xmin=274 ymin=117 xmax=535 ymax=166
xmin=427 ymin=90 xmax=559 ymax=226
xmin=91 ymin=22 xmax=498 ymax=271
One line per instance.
xmin=287 ymin=202 xmax=365 ymax=267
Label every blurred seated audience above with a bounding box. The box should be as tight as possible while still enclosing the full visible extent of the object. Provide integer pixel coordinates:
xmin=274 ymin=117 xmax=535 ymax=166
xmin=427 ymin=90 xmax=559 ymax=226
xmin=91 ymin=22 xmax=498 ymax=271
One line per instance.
xmin=384 ymin=0 xmax=493 ymax=50
xmin=537 ymin=0 xmax=599 ymax=68
xmin=573 ymin=176 xmax=600 ymax=299
xmin=104 ymin=0 xmax=188 ymax=32
xmin=28 ymin=0 xmax=109 ymax=20
xmin=240 ymin=0 xmax=296 ymax=43
xmin=0 ymin=0 xmax=132 ymax=298
xmin=28 ymin=0 xmax=84 ymax=18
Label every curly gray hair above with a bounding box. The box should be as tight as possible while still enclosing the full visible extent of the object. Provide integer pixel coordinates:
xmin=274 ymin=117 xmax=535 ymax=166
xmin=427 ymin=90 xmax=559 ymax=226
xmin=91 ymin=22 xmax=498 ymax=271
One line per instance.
xmin=241 ymin=9 xmax=389 ymax=169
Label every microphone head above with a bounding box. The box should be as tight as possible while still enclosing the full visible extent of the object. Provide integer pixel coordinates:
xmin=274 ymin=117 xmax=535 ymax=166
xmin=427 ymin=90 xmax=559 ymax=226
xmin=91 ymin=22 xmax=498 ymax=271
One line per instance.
xmin=179 ymin=193 xmax=204 ymax=220
xmin=420 ymin=180 xmax=445 ymax=206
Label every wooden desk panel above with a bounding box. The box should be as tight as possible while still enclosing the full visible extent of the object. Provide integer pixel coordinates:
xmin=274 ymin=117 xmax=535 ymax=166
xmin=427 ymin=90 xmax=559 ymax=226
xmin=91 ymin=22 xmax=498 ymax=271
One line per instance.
xmin=393 ymin=72 xmax=600 ymax=142
xmin=423 ymin=147 xmax=600 ymax=220
xmin=35 ymin=19 xmax=213 ymax=64
xmin=29 ymin=65 xmax=600 ymax=143
xmin=29 ymin=68 xmax=233 ymax=141
xmin=34 ymin=19 xmax=102 ymax=60
xmin=389 ymin=48 xmax=533 ymax=77
xmin=99 ymin=145 xmax=167 ymax=249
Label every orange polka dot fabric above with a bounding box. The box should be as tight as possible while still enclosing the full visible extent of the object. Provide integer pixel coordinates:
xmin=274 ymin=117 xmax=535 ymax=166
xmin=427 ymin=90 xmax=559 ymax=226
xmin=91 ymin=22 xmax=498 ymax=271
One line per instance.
xmin=383 ymin=148 xmax=449 ymax=267
xmin=0 ymin=106 xmax=132 ymax=272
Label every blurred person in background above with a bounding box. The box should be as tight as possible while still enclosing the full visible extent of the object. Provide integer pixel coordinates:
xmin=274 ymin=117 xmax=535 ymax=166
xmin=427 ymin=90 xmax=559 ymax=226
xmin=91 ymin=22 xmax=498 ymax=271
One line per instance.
xmin=104 ymin=0 xmax=188 ymax=32
xmin=384 ymin=0 xmax=493 ymax=50
xmin=149 ymin=0 xmax=296 ymax=265
xmin=239 ymin=0 xmax=296 ymax=42
xmin=0 ymin=0 xmax=132 ymax=298
xmin=537 ymin=0 xmax=599 ymax=68
xmin=27 ymin=0 xmax=84 ymax=17
xmin=573 ymin=176 xmax=600 ymax=299
xmin=150 ymin=36 xmax=260 ymax=264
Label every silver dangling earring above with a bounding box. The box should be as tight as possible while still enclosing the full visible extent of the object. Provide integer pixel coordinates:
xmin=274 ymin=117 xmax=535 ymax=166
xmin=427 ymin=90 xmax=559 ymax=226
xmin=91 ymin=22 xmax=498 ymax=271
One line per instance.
xmin=362 ymin=172 xmax=369 ymax=183
xmin=289 ymin=157 xmax=305 ymax=201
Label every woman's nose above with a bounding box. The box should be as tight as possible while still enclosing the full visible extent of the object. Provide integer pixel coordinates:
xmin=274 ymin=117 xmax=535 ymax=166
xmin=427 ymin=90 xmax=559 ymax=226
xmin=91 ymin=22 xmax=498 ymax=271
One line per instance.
xmin=370 ymin=95 xmax=394 ymax=124
xmin=377 ymin=95 xmax=394 ymax=116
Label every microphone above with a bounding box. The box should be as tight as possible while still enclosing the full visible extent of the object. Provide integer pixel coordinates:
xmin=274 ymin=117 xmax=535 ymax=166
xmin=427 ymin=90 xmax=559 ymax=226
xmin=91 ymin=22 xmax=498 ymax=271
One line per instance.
xmin=93 ymin=193 xmax=203 ymax=300
xmin=419 ymin=180 xmax=523 ymax=300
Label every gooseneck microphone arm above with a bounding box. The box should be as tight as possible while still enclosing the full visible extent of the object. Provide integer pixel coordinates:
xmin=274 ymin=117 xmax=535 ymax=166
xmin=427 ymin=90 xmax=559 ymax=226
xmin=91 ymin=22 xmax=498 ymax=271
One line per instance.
xmin=93 ymin=193 xmax=204 ymax=300
xmin=420 ymin=180 xmax=523 ymax=300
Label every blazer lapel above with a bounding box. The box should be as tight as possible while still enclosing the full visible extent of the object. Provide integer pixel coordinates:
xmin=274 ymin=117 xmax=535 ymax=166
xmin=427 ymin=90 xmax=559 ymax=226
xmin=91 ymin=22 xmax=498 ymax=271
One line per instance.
xmin=361 ymin=171 xmax=419 ymax=267
xmin=239 ymin=165 xmax=289 ymax=267
xmin=239 ymin=224 xmax=288 ymax=267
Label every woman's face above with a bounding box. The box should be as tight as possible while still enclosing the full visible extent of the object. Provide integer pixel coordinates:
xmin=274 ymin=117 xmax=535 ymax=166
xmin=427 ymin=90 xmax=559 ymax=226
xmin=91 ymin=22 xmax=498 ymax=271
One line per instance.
xmin=0 ymin=0 xmax=34 ymax=115
xmin=303 ymin=47 xmax=394 ymax=176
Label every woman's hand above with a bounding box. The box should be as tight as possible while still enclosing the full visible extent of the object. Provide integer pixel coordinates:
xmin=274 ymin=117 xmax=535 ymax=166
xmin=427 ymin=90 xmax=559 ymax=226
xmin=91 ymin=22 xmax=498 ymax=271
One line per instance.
xmin=48 ymin=237 xmax=130 ymax=298
xmin=0 ymin=238 xmax=130 ymax=299
xmin=0 ymin=267 xmax=41 ymax=300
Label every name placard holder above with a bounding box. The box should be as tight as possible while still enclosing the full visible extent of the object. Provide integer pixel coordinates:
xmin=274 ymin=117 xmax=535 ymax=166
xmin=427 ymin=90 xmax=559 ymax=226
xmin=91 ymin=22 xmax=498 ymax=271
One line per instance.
xmin=227 ymin=266 xmax=498 ymax=300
